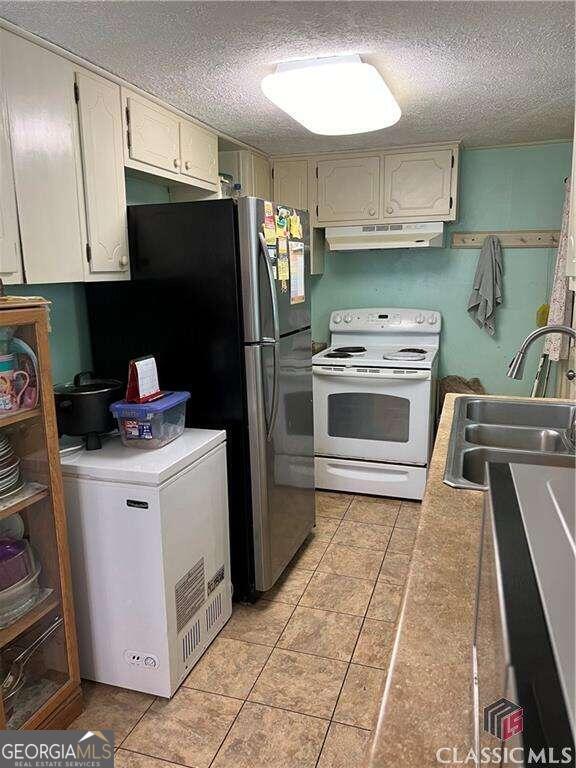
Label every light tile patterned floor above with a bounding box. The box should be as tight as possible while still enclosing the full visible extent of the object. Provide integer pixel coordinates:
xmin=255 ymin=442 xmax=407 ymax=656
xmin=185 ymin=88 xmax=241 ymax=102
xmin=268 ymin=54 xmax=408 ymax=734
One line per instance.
xmin=69 ymin=491 xmax=420 ymax=768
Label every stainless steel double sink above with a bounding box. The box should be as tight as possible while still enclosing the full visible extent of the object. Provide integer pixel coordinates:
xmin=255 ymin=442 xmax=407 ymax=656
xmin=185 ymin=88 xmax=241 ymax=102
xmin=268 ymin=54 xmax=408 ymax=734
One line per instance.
xmin=444 ymin=397 xmax=576 ymax=490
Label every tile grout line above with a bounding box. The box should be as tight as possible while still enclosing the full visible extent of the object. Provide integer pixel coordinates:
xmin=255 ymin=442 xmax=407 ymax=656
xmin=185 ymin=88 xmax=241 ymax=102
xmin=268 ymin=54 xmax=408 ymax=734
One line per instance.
xmin=208 ymin=584 xmax=302 ymax=768
xmin=117 ymin=695 xmax=157 ymax=750
xmin=311 ymin=494 xmax=352 ymax=767
xmin=313 ymin=492 xmax=382 ymax=767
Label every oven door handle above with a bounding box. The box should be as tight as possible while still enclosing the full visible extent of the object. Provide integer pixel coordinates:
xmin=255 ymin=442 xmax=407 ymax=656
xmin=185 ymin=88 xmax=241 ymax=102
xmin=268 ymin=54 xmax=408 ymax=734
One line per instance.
xmin=313 ymin=367 xmax=431 ymax=381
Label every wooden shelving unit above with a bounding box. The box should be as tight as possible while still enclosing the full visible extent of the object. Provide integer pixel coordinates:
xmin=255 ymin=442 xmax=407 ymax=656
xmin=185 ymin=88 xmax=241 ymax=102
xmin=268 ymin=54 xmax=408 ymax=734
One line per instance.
xmin=0 ymin=302 xmax=82 ymax=729
xmin=0 ymin=595 xmax=59 ymax=648
xmin=0 ymin=482 xmax=48 ymax=521
xmin=0 ymin=407 xmax=41 ymax=429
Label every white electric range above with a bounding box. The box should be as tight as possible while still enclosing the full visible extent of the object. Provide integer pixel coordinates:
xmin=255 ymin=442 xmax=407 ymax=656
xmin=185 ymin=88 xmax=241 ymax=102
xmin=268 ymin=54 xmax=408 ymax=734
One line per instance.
xmin=313 ymin=307 xmax=441 ymax=500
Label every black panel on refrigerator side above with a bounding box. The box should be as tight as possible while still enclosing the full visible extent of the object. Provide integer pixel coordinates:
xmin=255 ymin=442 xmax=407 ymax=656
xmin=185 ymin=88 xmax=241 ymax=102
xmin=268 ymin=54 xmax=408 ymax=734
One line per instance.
xmin=85 ymin=199 xmax=256 ymax=601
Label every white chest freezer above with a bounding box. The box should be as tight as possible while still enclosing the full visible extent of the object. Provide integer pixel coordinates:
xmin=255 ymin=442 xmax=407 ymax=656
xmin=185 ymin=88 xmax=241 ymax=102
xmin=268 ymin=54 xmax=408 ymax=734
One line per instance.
xmin=61 ymin=429 xmax=232 ymax=697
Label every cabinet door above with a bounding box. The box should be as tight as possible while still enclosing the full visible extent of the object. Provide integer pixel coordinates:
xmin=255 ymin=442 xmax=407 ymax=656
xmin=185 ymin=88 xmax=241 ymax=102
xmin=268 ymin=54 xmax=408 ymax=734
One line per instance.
xmin=4 ymin=32 xmax=85 ymax=283
xmin=273 ymin=160 xmax=308 ymax=209
xmin=179 ymin=119 xmax=218 ymax=185
xmin=317 ymin=156 xmax=380 ymax=223
xmin=0 ymin=33 xmax=22 ymax=284
xmin=252 ymin=154 xmax=271 ymax=199
xmin=383 ymin=149 xmax=453 ymax=219
xmin=76 ymin=69 xmax=129 ymax=275
xmin=127 ymin=93 xmax=180 ymax=174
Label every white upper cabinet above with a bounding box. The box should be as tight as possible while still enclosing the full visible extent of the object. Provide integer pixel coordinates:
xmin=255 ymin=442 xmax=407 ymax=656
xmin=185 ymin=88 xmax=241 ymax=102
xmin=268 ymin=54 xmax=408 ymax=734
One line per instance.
xmin=0 ymin=33 xmax=22 ymax=284
xmin=218 ymin=149 xmax=271 ymax=198
xmin=75 ymin=68 xmax=129 ymax=276
xmin=273 ymin=160 xmax=308 ymax=209
xmin=383 ymin=149 xmax=454 ymax=219
xmin=252 ymin=153 xmax=271 ymax=199
xmin=317 ymin=156 xmax=380 ymax=223
xmin=4 ymin=32 xmax=85 ymax=284
xmin=125 ymin=91 xmax=180 ymax=174
xmin=123 ymin=90 xmax=218 ymax=191
xmin=180 ymin=119 xmax=218 ymax=185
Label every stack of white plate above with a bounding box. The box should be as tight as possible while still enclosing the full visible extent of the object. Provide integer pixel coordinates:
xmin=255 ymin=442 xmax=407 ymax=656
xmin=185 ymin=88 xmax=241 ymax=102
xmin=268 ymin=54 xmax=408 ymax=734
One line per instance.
xmin=0 ymin=437 xmax=22 ymax=500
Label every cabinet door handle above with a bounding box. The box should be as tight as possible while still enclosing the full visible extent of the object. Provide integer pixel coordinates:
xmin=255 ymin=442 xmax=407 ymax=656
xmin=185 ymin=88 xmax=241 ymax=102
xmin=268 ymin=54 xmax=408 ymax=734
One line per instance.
xmin=386 ymin=206 xmax=393 ymax=214
xmin=173 ymin=158 xmax=181 ymax=169
xmin=185 ymin=161 xmax=191 ymax=171
xmin=368 ymin=207 xmax=376 ymax=216
xmin=119 ymin=254 xmax=129 ymax=268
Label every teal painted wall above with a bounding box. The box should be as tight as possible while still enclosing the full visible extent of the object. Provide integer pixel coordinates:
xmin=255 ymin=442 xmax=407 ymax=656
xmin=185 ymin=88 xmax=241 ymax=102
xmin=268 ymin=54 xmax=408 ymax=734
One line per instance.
xmin=9 ymin=283 xmax=92 ymax=385
xmin=9 ymin=173 xmax=171 ymax=384
xmin=125 ymin=174 xmax=171 ymax=205
xmin=311 ymin=143 xmax=572 ymax=396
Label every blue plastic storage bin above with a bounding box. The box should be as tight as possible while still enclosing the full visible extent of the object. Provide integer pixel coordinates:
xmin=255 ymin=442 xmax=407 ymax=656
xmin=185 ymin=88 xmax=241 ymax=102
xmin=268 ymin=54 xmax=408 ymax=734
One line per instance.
xmin=110 ymin=391 xmax=190 ymax=449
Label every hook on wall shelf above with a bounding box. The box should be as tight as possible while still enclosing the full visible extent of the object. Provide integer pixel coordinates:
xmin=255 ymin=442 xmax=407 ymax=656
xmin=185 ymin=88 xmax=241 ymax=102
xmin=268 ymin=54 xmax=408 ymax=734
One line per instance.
xmin=451 ymin=230 xmax=560 ymax=249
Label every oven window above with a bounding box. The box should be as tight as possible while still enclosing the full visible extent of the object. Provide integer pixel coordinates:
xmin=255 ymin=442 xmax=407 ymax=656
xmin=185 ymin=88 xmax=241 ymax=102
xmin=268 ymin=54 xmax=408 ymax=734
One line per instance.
xmin=328 ymin=393 xmax=410 ymax=442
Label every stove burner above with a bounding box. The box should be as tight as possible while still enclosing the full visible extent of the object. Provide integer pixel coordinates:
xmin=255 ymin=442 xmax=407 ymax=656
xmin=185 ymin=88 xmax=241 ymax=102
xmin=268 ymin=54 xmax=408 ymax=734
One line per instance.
xmin=325 ymin=352 xmax=353 ymax=358
xmin=333 ymin=346 xmax=366 ymax=354
xmin=382 ymin=346 xmax=428 ymax=361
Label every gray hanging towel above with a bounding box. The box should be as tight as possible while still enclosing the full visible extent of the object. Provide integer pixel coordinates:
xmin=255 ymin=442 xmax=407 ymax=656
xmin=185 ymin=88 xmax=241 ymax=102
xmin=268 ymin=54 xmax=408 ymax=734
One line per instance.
xmin=467 ymin=235 xmax=503 ymax=336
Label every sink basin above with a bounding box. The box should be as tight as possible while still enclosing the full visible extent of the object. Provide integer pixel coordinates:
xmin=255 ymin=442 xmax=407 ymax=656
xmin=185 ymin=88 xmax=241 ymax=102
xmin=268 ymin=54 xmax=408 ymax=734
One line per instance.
xmin=444 ymin=397 xmax=576 ymax=490
xmin=466 ymin=399 xmax=575 ymax=429
xmin=464 ymin=424 xmax=569 ymax=453
xmin=462 ymin=447 xmax=575 ymax=485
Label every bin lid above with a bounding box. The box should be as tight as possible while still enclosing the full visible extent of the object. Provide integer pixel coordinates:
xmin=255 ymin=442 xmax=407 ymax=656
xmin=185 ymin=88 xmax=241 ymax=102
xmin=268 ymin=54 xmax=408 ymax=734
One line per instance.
xmin=59 ymin=428 xmax=226 ymax=485
xmin=110 ymin=391 xmax=190 ymax=416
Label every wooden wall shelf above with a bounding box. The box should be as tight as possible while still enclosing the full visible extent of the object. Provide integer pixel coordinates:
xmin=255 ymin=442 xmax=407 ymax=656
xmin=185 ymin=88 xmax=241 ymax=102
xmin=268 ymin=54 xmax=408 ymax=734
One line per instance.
xmin=451 ymin=230 xmax=560 ymax=249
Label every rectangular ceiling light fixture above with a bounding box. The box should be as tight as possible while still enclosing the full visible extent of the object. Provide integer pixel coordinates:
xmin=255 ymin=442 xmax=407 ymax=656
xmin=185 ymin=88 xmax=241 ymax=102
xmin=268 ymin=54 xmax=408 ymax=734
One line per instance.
xmin=261 ymin=54 xmax=401 ymax=136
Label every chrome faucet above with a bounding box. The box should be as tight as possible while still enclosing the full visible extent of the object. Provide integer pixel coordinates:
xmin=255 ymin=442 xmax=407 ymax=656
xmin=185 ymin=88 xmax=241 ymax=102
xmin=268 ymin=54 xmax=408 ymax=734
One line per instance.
xmin=507 ymin=324 xmax=576 ymax=450
xmin=507 ymin=325 xmax=576 ymax=380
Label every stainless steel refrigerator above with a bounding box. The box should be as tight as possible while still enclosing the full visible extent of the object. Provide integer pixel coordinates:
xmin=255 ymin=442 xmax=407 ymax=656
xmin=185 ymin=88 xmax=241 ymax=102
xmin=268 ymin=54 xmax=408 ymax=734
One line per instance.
xmin=86 ymin=197 xmax=314 ymax=601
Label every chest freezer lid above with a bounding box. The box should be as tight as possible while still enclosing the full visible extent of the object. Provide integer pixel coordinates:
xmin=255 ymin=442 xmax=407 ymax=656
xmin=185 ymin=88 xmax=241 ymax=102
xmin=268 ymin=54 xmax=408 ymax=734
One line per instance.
xmin=60 ymin=428 xmax=226 ymax=485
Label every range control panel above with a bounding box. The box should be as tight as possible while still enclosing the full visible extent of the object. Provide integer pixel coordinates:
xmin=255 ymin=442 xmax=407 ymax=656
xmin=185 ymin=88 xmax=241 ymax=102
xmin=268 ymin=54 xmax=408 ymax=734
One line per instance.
xmin=329 ymin=308 xmax=441 ymax=333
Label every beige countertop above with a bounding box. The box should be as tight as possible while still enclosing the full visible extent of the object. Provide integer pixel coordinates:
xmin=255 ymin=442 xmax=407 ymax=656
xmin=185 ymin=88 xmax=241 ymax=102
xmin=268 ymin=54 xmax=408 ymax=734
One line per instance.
xmin=366 ymin=393 xmax=486 ymax=767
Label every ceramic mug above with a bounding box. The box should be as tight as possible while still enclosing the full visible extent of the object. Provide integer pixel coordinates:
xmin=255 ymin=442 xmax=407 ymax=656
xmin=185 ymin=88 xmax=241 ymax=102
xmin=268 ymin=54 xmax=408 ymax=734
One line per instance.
xmin=0 ymin=354 xmax=30 ymax=412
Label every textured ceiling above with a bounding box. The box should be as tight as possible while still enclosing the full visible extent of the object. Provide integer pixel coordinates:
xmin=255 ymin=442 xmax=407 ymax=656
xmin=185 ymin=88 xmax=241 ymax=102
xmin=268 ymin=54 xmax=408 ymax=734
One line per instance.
xmin=0 ymin=1 xmax=573 ymax=155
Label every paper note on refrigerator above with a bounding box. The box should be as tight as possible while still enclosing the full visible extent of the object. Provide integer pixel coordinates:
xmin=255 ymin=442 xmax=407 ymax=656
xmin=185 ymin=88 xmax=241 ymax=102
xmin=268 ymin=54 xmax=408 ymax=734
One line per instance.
xmin=289 ymin=240 xmax=305 ymax=304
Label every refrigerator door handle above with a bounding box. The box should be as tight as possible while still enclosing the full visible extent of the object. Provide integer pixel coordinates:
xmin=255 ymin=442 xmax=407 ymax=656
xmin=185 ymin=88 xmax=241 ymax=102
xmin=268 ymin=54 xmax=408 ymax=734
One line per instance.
xmin=267 ymin=342 xmax=280 ymax=441
xmin=258 ymin=234 xmax=280 ymax=344
xmin=258 ymin=234 xmax=280 ymax=440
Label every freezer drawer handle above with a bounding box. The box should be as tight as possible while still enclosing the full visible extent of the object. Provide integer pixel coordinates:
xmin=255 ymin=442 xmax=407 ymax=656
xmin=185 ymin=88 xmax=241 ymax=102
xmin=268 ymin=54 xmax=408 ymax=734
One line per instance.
xmin=258 ymin=233 xmax=280 ymax=440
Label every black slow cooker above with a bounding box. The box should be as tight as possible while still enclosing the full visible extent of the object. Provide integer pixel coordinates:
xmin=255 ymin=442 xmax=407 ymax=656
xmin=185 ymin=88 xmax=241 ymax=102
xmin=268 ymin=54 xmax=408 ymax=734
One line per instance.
xmin=54 ymin=371 xmax=123 ymax=450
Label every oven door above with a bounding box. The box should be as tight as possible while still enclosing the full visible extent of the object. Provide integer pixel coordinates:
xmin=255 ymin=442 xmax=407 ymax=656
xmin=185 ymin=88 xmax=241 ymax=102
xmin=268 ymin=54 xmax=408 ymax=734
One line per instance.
xmin=313 ymin=366 xmax=432 ymax=464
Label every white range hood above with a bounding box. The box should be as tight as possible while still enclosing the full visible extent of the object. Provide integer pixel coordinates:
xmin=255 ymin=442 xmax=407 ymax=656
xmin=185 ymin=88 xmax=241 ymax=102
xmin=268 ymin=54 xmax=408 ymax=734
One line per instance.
xmin=325 ymin=222 xmax=444 ymax=251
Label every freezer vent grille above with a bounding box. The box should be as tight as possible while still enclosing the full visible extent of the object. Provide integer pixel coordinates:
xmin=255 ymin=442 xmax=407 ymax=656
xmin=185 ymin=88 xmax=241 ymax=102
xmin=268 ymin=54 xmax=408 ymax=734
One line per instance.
xmin=182 ymin=619 xmax=201 ymax=663
xmin=206 ymin=593 xmax=223 ymax=632
xmin=175 ymin=558 xmax=205 ymax=633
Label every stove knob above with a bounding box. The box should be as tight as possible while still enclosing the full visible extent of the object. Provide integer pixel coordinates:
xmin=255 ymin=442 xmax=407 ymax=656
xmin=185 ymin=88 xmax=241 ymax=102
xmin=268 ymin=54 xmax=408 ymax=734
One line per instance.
xmin=415 ymin=313 xmax=425 ymax=324
xmin=428 ymin=315 xmax=438 ymax=325
xmin=333 ymin=314 xmax=342 ymax=324
xmin=344 ymin=315 xmax=352 ymax=324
